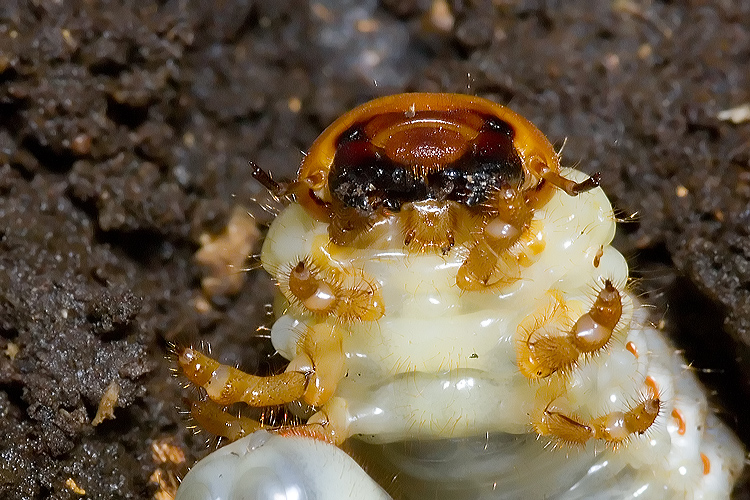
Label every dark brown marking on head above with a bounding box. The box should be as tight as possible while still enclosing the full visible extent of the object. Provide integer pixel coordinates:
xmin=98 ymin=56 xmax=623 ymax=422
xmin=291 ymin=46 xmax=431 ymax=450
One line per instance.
xmin=328 ymin=114 xmax=525 ymax=214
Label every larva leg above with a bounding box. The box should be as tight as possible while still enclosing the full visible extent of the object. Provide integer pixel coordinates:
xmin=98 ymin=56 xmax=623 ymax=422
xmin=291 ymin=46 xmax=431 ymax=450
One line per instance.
xmin=188 ymin=399 xmax=340 ymax=445
xmin=285 ymin=323 xmax=346 ymax=407
xmin=287 ymin=259 xmax=338 ymax=314
xmin=283 ymin=258 xmax=385 ymax=322
xmin=177 ymin=346 xmax=308 ymax=406
xmin=534 ymin=395 xmax=661 ymax=447
xmin=456 ymin=185 xmax=532 ymax=290
xmin=187 ymin=398 xmax=262 ymax=441
xmin=274 ymin=397 xmax=351 ymax=446
xmin=186 ymin=393 xmax=349 ymax=446
xmin=517 ymin=280 xmax=623 ymax=379
xmin=179 ymin=322 xmax=346 ymax=410
xmin=194 ymin=396 xmax=349 ymax=446
xmin=456 ymin=171 xmax=601 ymax=290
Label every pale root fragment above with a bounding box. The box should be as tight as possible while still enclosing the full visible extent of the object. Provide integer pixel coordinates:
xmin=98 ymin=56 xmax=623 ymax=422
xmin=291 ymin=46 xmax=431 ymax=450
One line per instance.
xmin=194 ymin=205 xmax=260 ymax=298
xmin=92 ymin=380 xmax=120 ymax=426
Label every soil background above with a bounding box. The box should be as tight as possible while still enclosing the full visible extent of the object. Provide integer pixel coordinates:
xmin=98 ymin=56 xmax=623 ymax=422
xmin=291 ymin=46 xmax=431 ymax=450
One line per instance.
xmin=1 ymin=1 xmax=749 ymax=499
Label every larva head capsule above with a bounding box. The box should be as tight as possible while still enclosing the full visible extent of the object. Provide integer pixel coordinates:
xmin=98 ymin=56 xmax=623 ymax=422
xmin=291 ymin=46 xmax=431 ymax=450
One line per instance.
xmin=281 ymin=94 xmax=598 ymax=260
xmin=298 ymin=93 xmax=558 ymax=206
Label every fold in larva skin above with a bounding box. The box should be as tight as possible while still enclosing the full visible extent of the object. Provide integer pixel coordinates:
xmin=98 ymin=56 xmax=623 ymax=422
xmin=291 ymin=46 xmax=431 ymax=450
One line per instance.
xmin=177 ymin=170 xmax=744 ymax=499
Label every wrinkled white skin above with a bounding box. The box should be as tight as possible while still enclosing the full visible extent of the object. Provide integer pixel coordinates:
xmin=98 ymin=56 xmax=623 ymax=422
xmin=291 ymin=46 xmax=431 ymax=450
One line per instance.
xmin=177 ymin=170 xmax=745 ymax=499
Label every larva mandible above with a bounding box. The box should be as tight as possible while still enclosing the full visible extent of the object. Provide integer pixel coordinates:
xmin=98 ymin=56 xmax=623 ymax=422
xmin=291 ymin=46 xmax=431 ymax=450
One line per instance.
xmin=176 ymin=93 xmax=745 ymax=500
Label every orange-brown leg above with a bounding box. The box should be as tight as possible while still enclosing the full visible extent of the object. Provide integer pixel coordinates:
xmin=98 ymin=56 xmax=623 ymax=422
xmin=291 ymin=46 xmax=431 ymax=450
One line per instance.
xmin=283 ymin=258 xmax=384 ymax=322
xmin=179 ymin=320 xmax=346 ymax=413
xmin=177 ymin=346 xmax=308 ymax=406
xmin=534 ymin=396 xmax=661 ymax=448
xmin=190 ymin=395 xmax=351 ymax=450
xmin=517 ymin=281 xmax=623 ymax=379
xmin=456 ymin=171 xmax=601 ymax=290
xmin=187 ymin=398 xmax=338 ymax=444
xmin=188 ymin=399 xmax=263 ymax=441
xmin=456 ymin=185 xmax=532 ymax=290
xmin=285 ymin=323 xmax=346 ymax=407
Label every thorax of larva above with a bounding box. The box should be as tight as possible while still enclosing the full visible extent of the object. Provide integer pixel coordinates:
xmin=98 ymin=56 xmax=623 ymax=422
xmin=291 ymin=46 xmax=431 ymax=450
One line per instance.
xmin=263 ymin=168 xmax=630 ymax=378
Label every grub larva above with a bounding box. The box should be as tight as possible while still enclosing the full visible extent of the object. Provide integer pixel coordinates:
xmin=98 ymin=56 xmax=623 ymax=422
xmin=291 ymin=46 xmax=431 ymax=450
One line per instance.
xmin=176 ymin=94 xmax=745 ymax=499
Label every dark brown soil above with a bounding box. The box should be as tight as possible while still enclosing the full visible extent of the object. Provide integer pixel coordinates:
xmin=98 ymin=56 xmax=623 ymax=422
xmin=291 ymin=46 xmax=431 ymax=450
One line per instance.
xmin=1 ymin=1 xmax=748 ymax=499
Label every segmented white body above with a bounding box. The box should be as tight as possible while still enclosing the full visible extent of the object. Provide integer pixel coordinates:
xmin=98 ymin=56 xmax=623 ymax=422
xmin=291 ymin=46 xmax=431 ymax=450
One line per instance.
xmin=177 ymin=169 xmax=744 ymax=500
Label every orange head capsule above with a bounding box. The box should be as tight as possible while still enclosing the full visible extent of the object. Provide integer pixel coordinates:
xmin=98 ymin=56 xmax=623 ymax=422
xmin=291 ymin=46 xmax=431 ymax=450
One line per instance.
xmin=297 ymin=94 xmax=561 ymax=208
xmin=252 ymin=93 xmax=600 ymax=291
xmin=276 ymin=93 xmax=598 ymax=250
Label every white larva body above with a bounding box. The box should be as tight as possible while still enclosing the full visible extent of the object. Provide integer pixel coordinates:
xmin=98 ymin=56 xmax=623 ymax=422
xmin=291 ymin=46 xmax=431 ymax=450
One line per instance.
xmin=175 ymin=431 xmax=390 ymax=500
xmin=177 ymin=169 xmax=744 ymax=499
